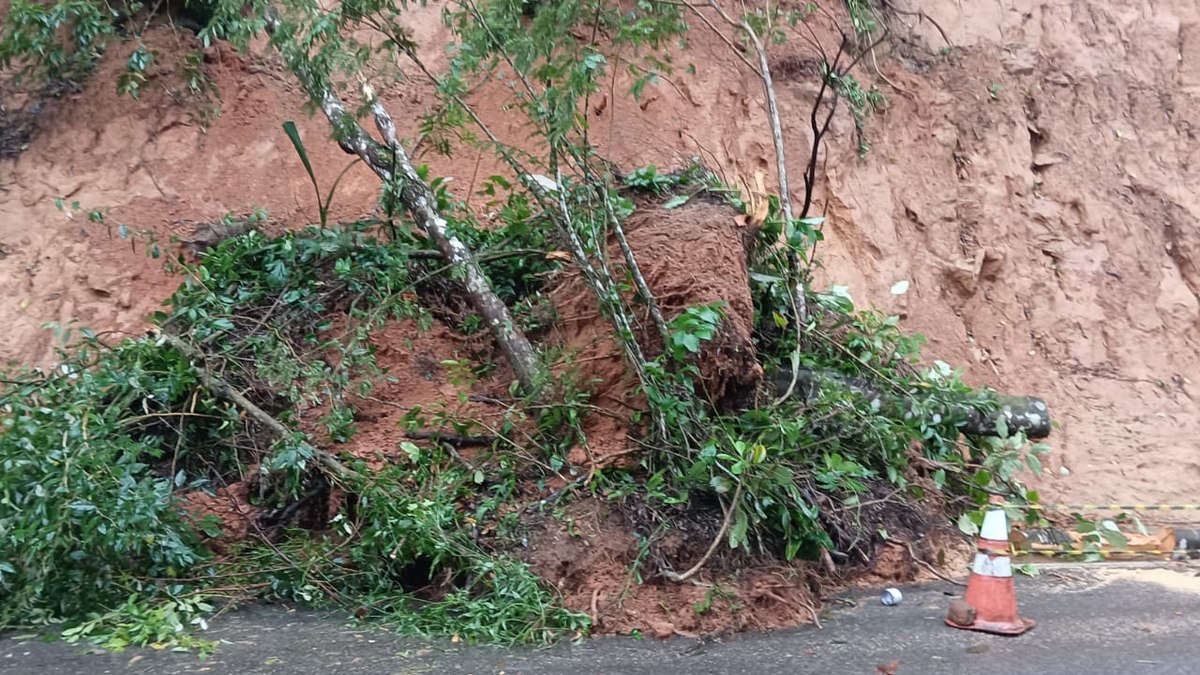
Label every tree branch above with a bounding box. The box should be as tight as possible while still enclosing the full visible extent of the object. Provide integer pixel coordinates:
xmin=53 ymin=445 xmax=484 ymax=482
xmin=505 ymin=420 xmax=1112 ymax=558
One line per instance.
xmin=742 ymin=21 xmax=793 ymax=225
xmin=770 ymin=366 xmax=1053 ymax=439
xmin=738 ymin=18 xmax=813 ymax=400
xmin=157 ymin=330 xmax=354 ymax=480
xmin=404 ymin=430 xmax=497 ymax=447
xmin=662 ymin=479 xmax=744 ymax=582
xmin=263 ymin=12 xmax=543 ymax=396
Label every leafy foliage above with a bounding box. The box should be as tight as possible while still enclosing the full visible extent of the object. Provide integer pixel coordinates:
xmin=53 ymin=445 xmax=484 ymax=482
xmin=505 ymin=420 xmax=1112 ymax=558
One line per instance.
xmin=0 ymin=335 xmax=213 ymax=633
xmin=0 ymin=221 xmax=588 ymax=649
xmin=162 ymin=221 xmax=425 ymax=450
xmin=844 ymin=0 xmax=878 ymax=42
xmin=0 ymin=0 xmax=115 ymax=87
xmin=666 ymin=303 xmax=725 ymax=361
xmin=831 ymin=68 xmax=885 ymax=156
xmin=570 ymin=165 xmax=1054 ymax=564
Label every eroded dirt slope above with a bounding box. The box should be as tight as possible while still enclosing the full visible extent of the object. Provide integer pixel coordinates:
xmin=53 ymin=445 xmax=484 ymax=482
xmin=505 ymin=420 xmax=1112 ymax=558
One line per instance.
xmin=834 ymin=0 xmax=1200 ymax=512
xmin=1 ymin=0 xmax=1197 ymax=511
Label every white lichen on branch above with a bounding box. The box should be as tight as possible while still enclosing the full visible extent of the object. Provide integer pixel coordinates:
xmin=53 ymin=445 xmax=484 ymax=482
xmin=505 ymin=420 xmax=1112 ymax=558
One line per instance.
xmin=264 ymin=9 xmax=543 ymax=393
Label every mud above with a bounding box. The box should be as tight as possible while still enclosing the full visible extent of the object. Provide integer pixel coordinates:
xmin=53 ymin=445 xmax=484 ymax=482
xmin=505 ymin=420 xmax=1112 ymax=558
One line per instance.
xmin=543 ymin=197 xmax=762 ymax=466
xmin=517 ymin=497 xmax=821 ymax=637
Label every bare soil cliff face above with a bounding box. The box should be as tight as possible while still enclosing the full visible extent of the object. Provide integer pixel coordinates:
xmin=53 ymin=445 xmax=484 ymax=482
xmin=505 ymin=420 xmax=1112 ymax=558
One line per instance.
xmin=1 ymin=0 xmax=1197 ymax=509
xmin=832 ymin=0 xmax=1200 ymax=512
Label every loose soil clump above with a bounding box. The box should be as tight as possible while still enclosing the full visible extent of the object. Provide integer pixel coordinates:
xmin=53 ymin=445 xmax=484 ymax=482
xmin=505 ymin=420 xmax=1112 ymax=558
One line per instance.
xmin=545 ymin=198 xmax=764 ymax=467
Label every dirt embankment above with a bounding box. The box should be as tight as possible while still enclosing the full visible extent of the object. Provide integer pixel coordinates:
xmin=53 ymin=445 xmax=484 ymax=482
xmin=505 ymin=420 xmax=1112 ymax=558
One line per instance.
xmin=838 ymin=0 xmax=1200 ymax=513
xmin=1 ymin=1 xmax=1197 ymax=527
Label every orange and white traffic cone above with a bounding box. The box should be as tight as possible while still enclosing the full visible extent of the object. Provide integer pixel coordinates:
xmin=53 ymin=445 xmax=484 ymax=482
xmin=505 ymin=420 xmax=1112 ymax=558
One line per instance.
xmin=946 ymin=496 xmax=1036 ymax=636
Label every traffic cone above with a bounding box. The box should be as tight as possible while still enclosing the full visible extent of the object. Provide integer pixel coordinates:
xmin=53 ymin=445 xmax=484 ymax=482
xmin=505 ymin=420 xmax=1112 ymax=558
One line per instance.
xmin=945 ymin=496 xmax=1036 ymax=636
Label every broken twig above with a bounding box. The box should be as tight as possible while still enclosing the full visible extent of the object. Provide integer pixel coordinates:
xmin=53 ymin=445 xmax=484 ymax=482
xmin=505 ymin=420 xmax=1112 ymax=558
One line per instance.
xmin=157 ymin=330 xmax=353 ymax=480
xmin=404 ymin=430 xmax=497 ymax=447
xmin=662 ymin=480 xmax=744 ymax=583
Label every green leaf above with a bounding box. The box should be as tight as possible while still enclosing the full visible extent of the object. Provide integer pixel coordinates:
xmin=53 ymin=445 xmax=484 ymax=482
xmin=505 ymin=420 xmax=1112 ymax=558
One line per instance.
xmin=400 ymin=441 xmax=421 ymax=462
xmin=1133 ymin=516 xmax=1149 ymax=536
xmin=662 ymin=194 xmax=690 ymax=209
xmin=994 ymin=415 xmax=1009 ymax=439
xmin=678 ymin=333 xmax=701 ymax=353
xmin=709 ymin=475 xmax=731 ymax=493
xmin=785 ymin=540 xmax=801 ymax=560
xmin=957 ymin=512 xmax=979 ymax=536
xmin=728 ymin=508 xmax=748 ymax=549
xmin=582 ymin=52 xmax=607 ymax=72
xmin=199 ymin=515 xmax=224 ymax=538
xmin=1025 ymin=453 xmax=1042 ymax=476
xmin=1102 ymin=528 xmax=1128 ymax=549
xmin=750 ymin=272 xmax=784 ymax=285
xmin=282 ymin=120 xmax=323 ymax=214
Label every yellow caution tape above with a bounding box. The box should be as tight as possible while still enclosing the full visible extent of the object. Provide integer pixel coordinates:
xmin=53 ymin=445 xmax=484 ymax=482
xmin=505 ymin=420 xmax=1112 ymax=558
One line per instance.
xmin=1006 ymin=503 xmax=1200 ymax=512
xmin=1011 ymin=547 xmax=1184 ymax=557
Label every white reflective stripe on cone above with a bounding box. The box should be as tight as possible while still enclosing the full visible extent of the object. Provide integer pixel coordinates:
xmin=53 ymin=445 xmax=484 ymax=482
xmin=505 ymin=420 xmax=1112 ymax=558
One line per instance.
xmin=971 ymin=552 xmax=1013 ymax=578
xmin=979 ymin=507 xmax=1009 ymax=541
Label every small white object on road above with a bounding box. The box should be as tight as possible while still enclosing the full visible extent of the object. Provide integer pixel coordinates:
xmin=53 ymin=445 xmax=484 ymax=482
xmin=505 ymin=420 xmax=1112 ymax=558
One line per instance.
xmin=881 ymin=588 xmax=903 ymax=606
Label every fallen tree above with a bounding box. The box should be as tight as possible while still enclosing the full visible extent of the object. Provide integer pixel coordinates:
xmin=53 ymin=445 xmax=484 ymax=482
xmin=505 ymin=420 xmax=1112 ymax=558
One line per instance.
xmin=769 ymin=366 xmax=1053 ymax=439
xmin=0 ymin=0 xmax=1077 ymax=652
xmin=251 ymin=0 xmax=1061 ymax=594
xmin=263 ymin=11 xmax=543 ymax=396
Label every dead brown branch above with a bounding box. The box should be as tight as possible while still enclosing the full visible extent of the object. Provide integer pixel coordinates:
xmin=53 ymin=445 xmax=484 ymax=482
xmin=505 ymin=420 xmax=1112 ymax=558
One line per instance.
xmin=902 ymin=540 xmax=967 ymax=586
xmin=662 ymin=480 xmax=744 ymax=583
xmin=404 ymin=430 xmax=497 ymax=447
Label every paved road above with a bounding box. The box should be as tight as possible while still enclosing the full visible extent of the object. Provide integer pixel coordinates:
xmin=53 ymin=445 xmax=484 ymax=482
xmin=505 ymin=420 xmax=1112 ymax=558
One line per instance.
xmin=5 ymin=564 xmax=1199 ymax=675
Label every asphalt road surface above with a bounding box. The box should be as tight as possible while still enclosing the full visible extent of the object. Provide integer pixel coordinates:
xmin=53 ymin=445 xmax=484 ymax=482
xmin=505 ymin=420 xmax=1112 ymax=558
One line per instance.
xmin=5 ymin=564 xmax=1199 ymax=675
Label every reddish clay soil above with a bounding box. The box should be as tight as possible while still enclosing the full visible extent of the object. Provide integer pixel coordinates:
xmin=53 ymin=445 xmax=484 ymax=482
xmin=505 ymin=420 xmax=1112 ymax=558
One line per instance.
xmin=517 ymin=497 xmax=825 ymax=638
xmin=2 ymin=0 xmax=1199 ymax=635
xmin=544 ymin=197 xmax=763 ymax=466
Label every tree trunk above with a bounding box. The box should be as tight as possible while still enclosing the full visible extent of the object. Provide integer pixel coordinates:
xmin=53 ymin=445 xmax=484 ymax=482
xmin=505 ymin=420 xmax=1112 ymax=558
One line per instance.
xmin=321 ymin=88 xmax=542 ymax=394
xmin=771 ymin=366 xmax=1052 ymax=440
xmin=264 ymin=16 xmax=542 ymax=395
